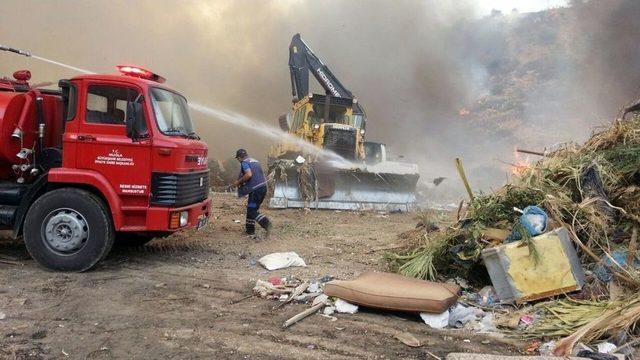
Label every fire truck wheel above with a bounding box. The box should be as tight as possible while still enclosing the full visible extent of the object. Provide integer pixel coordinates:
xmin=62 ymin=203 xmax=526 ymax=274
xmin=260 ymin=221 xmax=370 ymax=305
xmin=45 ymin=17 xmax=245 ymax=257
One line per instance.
xmin=23 ymin=188 xmax=115 ymax=272
xmin=115 ymin=232 xmax=172 ymax=247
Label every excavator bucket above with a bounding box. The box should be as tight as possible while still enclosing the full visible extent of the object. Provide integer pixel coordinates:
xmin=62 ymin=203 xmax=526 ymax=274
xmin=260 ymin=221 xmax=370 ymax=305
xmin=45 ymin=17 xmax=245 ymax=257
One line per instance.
xmin=269 ymin=160 xmax=419 ymax=211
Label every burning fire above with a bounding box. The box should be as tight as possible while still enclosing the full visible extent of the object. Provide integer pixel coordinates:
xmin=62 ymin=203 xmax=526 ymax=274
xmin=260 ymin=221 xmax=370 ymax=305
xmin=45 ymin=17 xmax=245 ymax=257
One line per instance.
xmin=512 ymin=147 xmax=531 ymax=175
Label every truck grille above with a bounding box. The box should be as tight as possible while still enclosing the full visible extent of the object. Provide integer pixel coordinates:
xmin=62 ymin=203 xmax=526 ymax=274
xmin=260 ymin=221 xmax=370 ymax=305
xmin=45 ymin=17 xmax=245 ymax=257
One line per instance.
xmin=151 ymin=170 xmax=210 ymax=207
xmin=324 ymin=128 xmax=356 ymax=160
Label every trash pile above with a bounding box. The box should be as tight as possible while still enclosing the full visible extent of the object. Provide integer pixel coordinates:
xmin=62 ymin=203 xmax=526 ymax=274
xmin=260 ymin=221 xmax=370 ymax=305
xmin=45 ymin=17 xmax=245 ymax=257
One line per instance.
xmin=252 ymin=274 xmax=346 ymax=328
xmin=253 ymin=270 xmax=463 ymax=331
xmin=387 ymin=114 xmax=640 ymax=356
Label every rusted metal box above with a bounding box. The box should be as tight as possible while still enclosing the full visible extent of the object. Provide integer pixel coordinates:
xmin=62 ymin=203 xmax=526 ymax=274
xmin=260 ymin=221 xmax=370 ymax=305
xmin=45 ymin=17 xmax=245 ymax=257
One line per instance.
xmin=481 ymin=227 xmax=585 ymax=304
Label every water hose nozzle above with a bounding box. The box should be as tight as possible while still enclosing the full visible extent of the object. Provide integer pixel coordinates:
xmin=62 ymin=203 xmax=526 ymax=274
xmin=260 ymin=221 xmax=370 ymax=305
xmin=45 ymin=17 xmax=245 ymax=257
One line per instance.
xmin=0 ymin=44 xmax=31 ymax=57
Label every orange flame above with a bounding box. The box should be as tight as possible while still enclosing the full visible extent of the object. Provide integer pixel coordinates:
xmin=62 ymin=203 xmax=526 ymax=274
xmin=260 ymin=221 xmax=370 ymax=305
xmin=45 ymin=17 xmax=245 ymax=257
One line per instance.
xmin=512 ymin=147 xmax=531 ymax=175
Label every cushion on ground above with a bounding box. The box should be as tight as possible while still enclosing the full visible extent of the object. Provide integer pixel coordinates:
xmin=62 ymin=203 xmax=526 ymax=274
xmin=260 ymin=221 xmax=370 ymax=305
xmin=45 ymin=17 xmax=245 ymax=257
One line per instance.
xmin=324 ymin=271 xmax=460 ymax=313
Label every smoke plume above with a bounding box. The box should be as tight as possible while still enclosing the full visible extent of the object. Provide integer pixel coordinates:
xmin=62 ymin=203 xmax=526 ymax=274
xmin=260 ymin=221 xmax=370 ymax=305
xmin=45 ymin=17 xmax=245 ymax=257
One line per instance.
xmin=1 ymin=0 xmax=638 ymax=201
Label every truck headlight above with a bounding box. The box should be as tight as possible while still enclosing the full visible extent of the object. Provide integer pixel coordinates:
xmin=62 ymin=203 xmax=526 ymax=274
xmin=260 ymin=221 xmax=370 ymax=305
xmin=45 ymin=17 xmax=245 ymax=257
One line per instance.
xmin=179 ymin=211 xmax=189 ymax=227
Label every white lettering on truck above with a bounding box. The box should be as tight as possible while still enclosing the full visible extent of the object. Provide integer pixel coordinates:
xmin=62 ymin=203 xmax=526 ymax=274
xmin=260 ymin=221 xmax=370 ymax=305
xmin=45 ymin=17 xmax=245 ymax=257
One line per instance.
xmin=119 ymin=184 xmax=147 ymax=195
xmin=95 ymin=149 xmax=135 ymax=166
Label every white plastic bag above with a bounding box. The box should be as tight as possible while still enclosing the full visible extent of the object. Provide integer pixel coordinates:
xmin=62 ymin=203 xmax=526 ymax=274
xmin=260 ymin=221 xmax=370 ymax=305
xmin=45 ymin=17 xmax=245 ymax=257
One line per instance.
xmin=334 ymin=299 xmax=359 ymax=314
xmin=420 ymin=310 xmax=450 ymax=329
xmin=596 ymin=342 xmax=617 ymax=354
xmin=258 ymin=252 xmax=307 ymax=270
xmin=448 ymin=303 xmax=482 ymax=328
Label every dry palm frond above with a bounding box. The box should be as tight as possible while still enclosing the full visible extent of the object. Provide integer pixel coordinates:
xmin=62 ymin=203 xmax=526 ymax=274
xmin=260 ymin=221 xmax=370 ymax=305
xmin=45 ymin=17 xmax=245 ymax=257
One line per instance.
xmin=386 ymin=230 xmax=457 ymax=281
xmin=396 ymin=246 xmax=439 ymax=281
xmin=524 ymin=295 xmax=640 ymax=355
xmin=552 ymin=295 xmax=640 ymax=356
xmin=524 ymin=298 xmax=619 ymax=338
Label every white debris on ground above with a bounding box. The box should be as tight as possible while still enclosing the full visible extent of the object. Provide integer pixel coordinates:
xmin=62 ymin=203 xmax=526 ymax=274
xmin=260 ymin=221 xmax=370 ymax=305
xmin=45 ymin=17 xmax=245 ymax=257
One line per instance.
xmin=596 ymin=342 xmax=617 ymax=354
xmin=258 ymin=252 xmax=307 ymax=270
xmin=334 ymin=299 xmax=358 ymax=314
xmin=420 ymin=310 xmax=449 ymax=329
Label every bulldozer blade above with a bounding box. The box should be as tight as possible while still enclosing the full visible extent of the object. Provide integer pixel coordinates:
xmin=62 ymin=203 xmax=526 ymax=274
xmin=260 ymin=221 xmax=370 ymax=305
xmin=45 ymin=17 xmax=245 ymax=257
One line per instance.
xmin=269 ymin=163 xmax=419 ymax=211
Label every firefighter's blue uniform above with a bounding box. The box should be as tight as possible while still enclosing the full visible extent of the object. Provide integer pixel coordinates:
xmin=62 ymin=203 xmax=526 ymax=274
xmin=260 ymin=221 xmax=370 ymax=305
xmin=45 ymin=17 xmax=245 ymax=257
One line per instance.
xmin=238 ymin=157 xmax=270 ymax=235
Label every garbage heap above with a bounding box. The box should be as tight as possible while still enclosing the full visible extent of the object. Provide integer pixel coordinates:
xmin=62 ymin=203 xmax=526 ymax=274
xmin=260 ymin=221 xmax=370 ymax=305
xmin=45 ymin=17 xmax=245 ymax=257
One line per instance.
xmin=388 ymin=114 xmax=640 ymax=356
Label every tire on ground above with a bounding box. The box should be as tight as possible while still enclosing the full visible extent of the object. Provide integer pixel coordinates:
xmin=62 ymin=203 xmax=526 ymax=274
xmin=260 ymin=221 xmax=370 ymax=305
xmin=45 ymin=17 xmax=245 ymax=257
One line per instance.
xmin=23 ymin=188 xmax=115 ymax=272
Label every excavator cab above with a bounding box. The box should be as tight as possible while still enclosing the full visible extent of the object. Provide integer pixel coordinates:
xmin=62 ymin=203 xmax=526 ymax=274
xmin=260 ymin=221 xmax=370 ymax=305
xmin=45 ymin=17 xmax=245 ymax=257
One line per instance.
xmin=309 ymin=102 xmax=349 ymax=125
xmin=289 ymin=95 xmax=358 ymax=128
xmin=272 ymin=94 xmax=365 ymax=161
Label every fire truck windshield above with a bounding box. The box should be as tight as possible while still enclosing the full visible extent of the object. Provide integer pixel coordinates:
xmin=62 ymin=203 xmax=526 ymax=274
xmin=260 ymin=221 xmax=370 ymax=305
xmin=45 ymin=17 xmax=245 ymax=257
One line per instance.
xmin=150 ymin=88 xmax=197 ymax=138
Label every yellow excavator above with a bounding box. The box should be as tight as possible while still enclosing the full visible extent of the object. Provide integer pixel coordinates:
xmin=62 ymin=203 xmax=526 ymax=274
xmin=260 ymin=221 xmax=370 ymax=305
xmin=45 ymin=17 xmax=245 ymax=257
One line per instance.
xmin=268 ymin=34 xmax=419 ymax=211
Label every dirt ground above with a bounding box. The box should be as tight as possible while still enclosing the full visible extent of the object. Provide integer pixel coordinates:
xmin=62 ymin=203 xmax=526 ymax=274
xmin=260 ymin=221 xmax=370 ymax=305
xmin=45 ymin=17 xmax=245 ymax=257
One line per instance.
xmin=0 ymin=193 xmax=524 ymax=359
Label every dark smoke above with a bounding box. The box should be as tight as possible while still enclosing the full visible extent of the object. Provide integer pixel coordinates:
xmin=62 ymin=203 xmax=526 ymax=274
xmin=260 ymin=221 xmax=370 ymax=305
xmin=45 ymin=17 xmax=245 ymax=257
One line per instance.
xmin=1 ymin=0 xmax=638 ymax=201
xmin=570 ymin=0 xmax=640 ymax=114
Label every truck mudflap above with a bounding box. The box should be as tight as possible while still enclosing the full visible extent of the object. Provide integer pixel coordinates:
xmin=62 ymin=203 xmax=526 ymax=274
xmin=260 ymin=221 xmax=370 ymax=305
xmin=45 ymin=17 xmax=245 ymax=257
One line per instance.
xmin=269 ymin=161 xmax=419 ymax=211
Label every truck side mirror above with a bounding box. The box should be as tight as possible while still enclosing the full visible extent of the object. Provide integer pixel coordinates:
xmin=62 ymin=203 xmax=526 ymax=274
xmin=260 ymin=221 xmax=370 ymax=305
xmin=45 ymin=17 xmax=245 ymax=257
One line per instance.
xmin=126 ymin=101 xmax=147 ymax=140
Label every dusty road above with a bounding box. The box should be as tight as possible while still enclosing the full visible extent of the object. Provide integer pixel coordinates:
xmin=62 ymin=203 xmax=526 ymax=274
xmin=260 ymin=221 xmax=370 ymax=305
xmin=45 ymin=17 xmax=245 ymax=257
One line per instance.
xmin=1 ymin=193 xmax=522 ymax=359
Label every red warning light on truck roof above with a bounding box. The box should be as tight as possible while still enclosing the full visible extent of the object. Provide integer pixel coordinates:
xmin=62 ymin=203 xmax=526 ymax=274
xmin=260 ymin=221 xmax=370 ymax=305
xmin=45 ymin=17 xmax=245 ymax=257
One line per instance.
xmin=116 ymin=65 xmax=166 ymax=83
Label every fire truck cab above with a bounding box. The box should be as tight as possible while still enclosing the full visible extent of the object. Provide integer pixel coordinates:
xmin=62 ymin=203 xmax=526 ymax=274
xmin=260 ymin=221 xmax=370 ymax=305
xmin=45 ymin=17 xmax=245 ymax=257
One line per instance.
xmin=0 ymin=66 xmax=211 ymax=271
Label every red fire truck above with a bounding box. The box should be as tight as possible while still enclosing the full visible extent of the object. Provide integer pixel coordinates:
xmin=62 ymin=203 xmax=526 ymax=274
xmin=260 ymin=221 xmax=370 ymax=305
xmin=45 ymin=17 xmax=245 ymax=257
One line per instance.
xmin=0 ymin=57 xmax=211 ymax=271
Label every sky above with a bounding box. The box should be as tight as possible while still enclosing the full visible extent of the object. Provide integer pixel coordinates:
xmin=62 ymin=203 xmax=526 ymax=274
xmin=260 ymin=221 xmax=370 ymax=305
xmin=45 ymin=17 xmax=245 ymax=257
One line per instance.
xmin=476 ymin=0 xmax=569 ymax=14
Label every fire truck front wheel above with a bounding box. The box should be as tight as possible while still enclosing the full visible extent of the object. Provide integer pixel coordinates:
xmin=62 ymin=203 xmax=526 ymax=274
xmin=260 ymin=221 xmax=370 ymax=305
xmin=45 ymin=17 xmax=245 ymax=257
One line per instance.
xmin=24 ymin=188 xmax=115 ymax=272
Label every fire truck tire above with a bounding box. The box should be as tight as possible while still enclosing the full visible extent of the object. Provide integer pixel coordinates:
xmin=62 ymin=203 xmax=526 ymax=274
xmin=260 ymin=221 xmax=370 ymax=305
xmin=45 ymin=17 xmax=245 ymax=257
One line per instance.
xmin=23 ymin=188 xmax=115 ymax=272
xmin=115 ymin=232 xmax=172 ymax=247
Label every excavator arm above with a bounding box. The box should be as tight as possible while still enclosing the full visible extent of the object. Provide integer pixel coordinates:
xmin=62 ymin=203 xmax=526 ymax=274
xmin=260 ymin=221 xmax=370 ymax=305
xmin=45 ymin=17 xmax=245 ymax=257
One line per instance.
xmin=289 ymin=34 xmax=354 ymax=101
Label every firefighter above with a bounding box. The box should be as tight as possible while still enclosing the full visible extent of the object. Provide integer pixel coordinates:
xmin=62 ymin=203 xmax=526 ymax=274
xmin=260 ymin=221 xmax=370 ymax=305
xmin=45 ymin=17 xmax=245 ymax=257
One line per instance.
xmin=231 ymin=149 xmax=272 ymax=238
